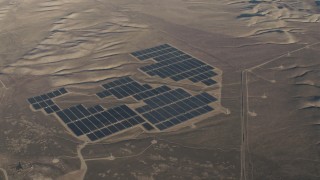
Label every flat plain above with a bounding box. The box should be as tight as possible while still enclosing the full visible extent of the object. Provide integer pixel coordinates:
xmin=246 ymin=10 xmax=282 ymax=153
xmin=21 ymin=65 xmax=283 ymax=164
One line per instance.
xmin=0 ymin=0 xmax=319 ymax=180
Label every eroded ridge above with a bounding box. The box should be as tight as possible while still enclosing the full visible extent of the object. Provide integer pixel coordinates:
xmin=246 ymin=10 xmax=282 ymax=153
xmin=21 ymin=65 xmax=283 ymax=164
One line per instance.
xmin=131 ymin=44 xmax=218 ymax=86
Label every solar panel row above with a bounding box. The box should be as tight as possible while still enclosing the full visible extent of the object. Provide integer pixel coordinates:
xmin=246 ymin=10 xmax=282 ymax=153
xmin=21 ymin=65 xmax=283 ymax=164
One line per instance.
xmin=131 ymin=44 xmax=218 ymax=86
xmin=135 ymin=86 xmax=216 ymax=130
xmin=28 ymin=76 xmax=218 ymax=142
xmin=27 ymin=88 xmax=67 ymax=113
xmin=55 ymin=104 xmax=147 ymax=141
xmin=154 ymin=105 xmax=214 ymax=130
xmin=131 ymin=44 xmax=172 ymax=61
xmin=27 ymin=88 xmax=68 ymax=104
xmin=96 ymin=77 xmax=154 ymax=99
xmin=133 ymin=85 xmax=172 ymax=101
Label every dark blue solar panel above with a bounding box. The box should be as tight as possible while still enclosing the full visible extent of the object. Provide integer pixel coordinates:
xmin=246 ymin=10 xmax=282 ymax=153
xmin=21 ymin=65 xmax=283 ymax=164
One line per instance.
xmin=134 ymin=116 xmax=145 ymax=123
xmin=70 ymin=106 xmax=84 ymax=119
xmin=94 ymin=105 xmax=104 ymax=112
xmin=82 ymin=118 xmax=97 ymax=131
xmin=155 ymin=123 xmax=166 ymax=130
xmin=94 ymin=130 xmax=105 ymax=139
xmin=75 ymin=121 xmax=90 ymax=134
xmin=108 ymin=125 xmax=119 ymax=133
xmin=96 ymin=92 xmax=105 ymax=98
xmin=87 ymin=107 xmax=98 ymax=114
xmin=45 ymin=99 xmax=54 ymax=106
xmin=101 ymin=111 xmax=117 ymax=123
xmin=59 ymin=88 xmax=68 ymax=94
xmin=108 ymin=108 xmax=125 ymax=121
xmin=39 ymin=101 xmax=48 ymax=108
xmin=44 ymin=107 xmax=54 ymax=114
xmin=88 ymin=116 xmax=104 ymax=128
xmin=170 ymin=118 xmax=180 ymax=125
xmin=202 ymin=79 xmax=216 ymax=86
xmin=114 ymin=106 xmax=130 ymax=119
xmin=51 ymin=105 xmax=60 ymax=112
xmin=163 ymin=121 xmax=174 ymax=128
xmin=121 ymin=120 xmax=132 ymax=128
xmin=63 ymin=109 xmax=78 ymax=121
xmin=131 ymin=87 xmax=216 ymax=131
xmin=32 ymin=103 xmax=41 ymax=110
xmin=142 ymin=123 xmax=154 ymax=130
xmin=97 ymin=77 xmax=159 ymax=100
xmin=56 ymin=111 xmax=71 ymax=123
xmin=114 ymin=123 xmax=126 ymax=130
xmin=67 ymin=123 xmax=84 ymax=136
xmin=94 ymin=113 xmax=110 ymax=125
xmin=132 ymin=44 xmax=217 ymax=86
xmin=87 ymin=133 xmax=98 ymax=141
xmin=101 ymin=128 xmax=112 ymax=136
xmin=76 ymin=105 xmax=91 ymax=116
xmin=53 ymin=90 xmax=62 ymax=96
xmin=127 ymin=118 xmax=138 ymax=125
xmin=47 ymin=92 xmax=55 ymax=98
xmin=34 ymin=96 xmax=42 ymax=102
xmin=27 ymin=97 xmax=36 ymax=104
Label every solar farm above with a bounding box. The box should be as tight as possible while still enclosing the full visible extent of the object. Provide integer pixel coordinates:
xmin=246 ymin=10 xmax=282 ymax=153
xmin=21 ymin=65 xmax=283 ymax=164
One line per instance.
xmin=132 ymin=44 xmax=217 ymax=86
xmin=27 ymin=44 xmax=222 ymax=142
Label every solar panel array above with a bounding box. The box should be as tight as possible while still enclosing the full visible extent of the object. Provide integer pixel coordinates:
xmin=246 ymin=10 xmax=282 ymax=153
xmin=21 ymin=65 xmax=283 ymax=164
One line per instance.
xmin=131 ymin=44 xmax=218 ymax=86
xmin=96 ymin=77 xmax=153 ymax=99
xmin=28 ymin=76 xmax=218 ymax=142
xmin=135 ymin=89 xmax=216 ymax=130
xmin=27 ymin=88 xmax=67 ymax=114
xmin=96 ymin=77 xmax=217 ymax=131
xmin=55 ymin=104 xmax=149 ymax=141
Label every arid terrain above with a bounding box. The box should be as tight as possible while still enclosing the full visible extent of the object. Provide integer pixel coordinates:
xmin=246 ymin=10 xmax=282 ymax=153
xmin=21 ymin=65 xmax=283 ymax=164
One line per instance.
xmin=0 ymin=0 xmax=319 ymax=180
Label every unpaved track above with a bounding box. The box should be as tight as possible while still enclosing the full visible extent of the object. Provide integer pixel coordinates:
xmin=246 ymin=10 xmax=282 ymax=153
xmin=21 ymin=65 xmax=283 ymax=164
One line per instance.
xmin=240 ymin=42 xmax=320 ymax=180
xmin=0 ymin=168 xmax=8 ymax=180
xmin=240 ymin=70 xmax=248 ymax=180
